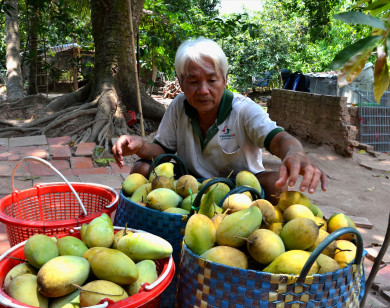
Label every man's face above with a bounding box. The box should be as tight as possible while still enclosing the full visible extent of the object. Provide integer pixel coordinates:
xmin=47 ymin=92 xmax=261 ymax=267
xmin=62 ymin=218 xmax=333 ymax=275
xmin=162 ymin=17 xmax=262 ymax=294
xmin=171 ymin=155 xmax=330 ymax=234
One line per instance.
xmin=179 ymin=57 xmax=227 ymax=114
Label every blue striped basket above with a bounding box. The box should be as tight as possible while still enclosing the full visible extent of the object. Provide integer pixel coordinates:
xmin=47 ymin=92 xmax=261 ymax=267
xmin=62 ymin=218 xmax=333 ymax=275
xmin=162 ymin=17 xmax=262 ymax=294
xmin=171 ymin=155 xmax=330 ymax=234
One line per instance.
xmin=177 ymin=227 xmax=365 ymax=307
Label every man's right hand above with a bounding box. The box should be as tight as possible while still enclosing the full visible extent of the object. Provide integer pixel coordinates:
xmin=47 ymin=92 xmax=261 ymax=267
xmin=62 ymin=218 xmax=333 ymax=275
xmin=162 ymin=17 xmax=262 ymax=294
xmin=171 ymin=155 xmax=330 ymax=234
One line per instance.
xmin=112 ymin=135 xmax=144 ymax=168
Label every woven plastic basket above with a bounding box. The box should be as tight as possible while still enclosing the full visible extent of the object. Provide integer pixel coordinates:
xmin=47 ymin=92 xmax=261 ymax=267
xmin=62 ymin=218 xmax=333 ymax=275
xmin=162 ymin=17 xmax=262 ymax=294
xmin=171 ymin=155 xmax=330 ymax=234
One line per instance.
xmin=0 ymin=156 xmax=119 ymax=246
xmin=177 ymin=227 xmax=365 ymax=308
xmin=0 ymin=227 xmax=175 ymax=308
xmin=114 ymin=154 xmax=236 ymax=308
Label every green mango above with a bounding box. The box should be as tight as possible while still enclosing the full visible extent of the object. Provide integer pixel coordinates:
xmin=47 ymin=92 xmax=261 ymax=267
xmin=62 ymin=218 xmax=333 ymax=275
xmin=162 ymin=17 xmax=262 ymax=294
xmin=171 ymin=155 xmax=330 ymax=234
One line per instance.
xmin=181 ymin=193 xmax=198 ymax=212
xmin=184 ymin=213 xmax=216 ymax=256
xmin=207 ymin=182 xmax=231 ymax=205
xmin=24 ymin=234 xmax=59 ymax=269
xmin=200 ymin=246 xmax=248 ymax=269
xmin=90 ymin=248 xmax=139 ymax=284
xmin=4 ymin=262 xmax=37 ymax=294
xmin=163 ymin=207 xmax=190 ymax=215
xmin=126 ymin=260 xmax=158 ymax=295
xmin=235 ymin=171 xmax=262 ymax=194
xmin=198 ymin=189 xmax=215 ymax=218
xmin=316 ymin=254 xmax=341 ymax=274
xmin=130 ymin=183 xmax=152 ymax=203
xmin=8 ymin=274 xmax=48 ymax=308
xmin=49 ymin=290 xmax=80 ymax=308
xmin=146 ymin=188 xmax=183 ymax=211
xmin=117 ymin=232 xmax=173 ymax=262
xmin=81 ymin=213 xmax=114 ymax=248
xmin=279 ymin=217 xmax=319 ymax=250
xmin=122 ymin=173 xmax=148 ymax=196
xmin=263 ymin=250 xmax=319 ymax=275
xmin=57 ymin=236 xmax=88 ymax=257
xmin=112 ymin=228 xmax=133 ymax=249
xmin=148 ymin=162 xmax=174 ymax=183
xmin=216 ymin=206 xmax=262 ymax=248
xmin=82 ymin=247 xmax=109 ymax=263
xmin=80 ymin=281 xmax=128 ymax=306
xmin=37 ymin=256 xmax=90 ymax=298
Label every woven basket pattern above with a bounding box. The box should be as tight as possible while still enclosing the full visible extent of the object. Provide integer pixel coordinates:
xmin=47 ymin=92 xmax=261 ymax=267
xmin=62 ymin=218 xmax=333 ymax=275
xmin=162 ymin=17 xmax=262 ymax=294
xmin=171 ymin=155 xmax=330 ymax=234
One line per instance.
xmin=114 ymin=191 xmax=188 ymax=308
xmin=177 ymin=244 xmax=363 ymax=308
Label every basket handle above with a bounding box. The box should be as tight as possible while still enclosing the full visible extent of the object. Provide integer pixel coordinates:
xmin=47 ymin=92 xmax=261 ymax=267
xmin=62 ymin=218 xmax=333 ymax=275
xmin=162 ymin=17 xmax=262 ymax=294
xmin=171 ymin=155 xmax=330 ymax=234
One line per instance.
xmin=191 ymin=177 xmax=235 ymax=214
xmin=12 ymin=156 xmax=88 ymax=216
xmin=297 ymin=227 xmax=364 ymax=283
xmin=148 ymin=154 xmax=189 ymax=179
xmin=217 ymin=185 xmax=264 ymax=208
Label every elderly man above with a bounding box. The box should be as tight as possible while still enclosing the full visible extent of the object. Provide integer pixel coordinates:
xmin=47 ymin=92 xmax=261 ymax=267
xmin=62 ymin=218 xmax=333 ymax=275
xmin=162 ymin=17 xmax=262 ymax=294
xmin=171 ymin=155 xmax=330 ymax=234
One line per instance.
xmin=112 ymin=37 xmax=327 ymax=203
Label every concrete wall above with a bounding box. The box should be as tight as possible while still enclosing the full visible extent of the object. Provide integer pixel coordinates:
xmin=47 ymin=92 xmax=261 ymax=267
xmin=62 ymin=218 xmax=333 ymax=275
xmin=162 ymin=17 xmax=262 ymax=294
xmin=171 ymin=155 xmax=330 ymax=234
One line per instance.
xmin=268 ymin=89 xmax=359 ymax=157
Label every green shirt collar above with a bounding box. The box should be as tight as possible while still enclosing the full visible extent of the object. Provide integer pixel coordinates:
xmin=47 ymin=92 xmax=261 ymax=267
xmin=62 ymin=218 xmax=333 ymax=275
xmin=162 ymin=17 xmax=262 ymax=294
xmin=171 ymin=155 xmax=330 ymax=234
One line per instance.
xmin=184 ymin=89 xmax=233 ymax=151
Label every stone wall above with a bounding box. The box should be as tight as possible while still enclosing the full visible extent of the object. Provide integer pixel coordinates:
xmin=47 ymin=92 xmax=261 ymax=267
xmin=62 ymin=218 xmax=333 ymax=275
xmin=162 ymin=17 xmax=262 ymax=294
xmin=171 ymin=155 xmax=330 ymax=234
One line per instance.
xmin=268 ymin=89 xmax=359 ymax=157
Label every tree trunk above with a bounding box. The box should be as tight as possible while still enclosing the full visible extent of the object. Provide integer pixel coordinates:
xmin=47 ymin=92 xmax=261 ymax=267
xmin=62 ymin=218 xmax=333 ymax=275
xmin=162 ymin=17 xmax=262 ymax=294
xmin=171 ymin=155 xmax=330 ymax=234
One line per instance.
xmin=27 ymin=5 xmax=38 ymax=95
xmin=5 ymin=0 xmax=24 ymax=100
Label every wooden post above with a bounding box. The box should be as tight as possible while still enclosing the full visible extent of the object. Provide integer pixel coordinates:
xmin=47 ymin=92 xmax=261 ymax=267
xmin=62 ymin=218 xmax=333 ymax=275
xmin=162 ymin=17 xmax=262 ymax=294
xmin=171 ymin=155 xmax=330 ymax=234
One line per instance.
xmin=128 ymin=0 xmax=145 ymax=137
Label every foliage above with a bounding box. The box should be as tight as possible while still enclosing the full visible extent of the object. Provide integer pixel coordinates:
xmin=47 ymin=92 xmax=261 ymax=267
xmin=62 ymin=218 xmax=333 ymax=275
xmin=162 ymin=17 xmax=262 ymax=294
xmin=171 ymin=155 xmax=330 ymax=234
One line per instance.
xmin=329 ymin=0 xmax=390 ymax=103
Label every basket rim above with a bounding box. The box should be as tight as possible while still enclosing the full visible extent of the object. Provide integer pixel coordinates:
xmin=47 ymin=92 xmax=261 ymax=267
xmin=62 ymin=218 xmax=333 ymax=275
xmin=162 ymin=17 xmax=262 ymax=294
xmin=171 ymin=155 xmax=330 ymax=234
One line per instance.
xmin=0 ymin=182 xmax=119 ymax=227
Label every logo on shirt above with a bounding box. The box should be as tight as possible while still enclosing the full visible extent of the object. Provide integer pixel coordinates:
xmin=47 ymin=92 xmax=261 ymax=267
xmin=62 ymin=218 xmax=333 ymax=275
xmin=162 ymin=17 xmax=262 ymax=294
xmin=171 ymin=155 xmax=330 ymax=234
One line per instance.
xmin=220 ymin=126 xmax=236 ymax=140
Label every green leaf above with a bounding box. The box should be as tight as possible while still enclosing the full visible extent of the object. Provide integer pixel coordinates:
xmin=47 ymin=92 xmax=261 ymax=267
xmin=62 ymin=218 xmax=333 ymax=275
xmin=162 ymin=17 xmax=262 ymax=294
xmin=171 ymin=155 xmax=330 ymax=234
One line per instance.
xmin=329 ymin=35 xmax=381 ymax=69
xmin=338 ymin=48 xmax=373 ymax=87
xmin=334 ymin=12 xmax=387 ymax=30
xmin=94 ymin=158 xmax=115 ymax=166
xmin=366 ymin=0 xmax=390 ymax=16
xmin=373 ymin=46 xmax=390 ymax=103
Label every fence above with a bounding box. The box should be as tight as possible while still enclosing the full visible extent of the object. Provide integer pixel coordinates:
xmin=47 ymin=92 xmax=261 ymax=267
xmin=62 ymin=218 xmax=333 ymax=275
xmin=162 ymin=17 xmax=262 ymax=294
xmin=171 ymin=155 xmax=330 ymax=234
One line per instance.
xmin=357 ymin=88 xmax=390 ymax=152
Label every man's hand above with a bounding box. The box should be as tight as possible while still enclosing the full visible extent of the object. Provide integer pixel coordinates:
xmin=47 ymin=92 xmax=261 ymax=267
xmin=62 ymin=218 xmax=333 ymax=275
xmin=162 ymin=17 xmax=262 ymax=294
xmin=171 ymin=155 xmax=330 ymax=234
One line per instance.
xmin=275 ymin=153 xmax=328 ymax=193
xmin=112 ymin=135 xmax=144 ymax=168
xmin=270 ymin=131 xmax=328 ymax=194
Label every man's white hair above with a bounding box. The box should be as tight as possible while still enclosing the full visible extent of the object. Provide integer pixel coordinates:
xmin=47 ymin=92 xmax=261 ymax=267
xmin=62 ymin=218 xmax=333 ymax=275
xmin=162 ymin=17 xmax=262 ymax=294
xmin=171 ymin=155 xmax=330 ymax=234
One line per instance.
xmin=174 ymin=37 xmax=228 ymax=82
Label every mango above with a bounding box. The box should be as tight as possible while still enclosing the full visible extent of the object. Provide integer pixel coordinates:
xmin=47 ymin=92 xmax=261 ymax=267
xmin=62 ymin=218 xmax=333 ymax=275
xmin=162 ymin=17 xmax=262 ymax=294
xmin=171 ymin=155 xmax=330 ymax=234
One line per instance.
xmin=122 ymin=173 xmax=148 ymax=196
xmin=267 ymin=222 xmax=284 ymax=235
xmin=198 ymin=188 xmax=216 ymax=218
xmin=81 ymin=213 xmax=114 ymax=248
xmin=126 ymin=260 xmax=158 ymax=295
xmin=90 ymin=248 xmax=139 ymax=284
xmin=184 ymin=213 xmax=216 ymax=255
xmin=316 ymin=254 xmax=341 ymax=274
xmin=221 ymin=193 xmax=252 ymax=213
xmin=175 ymin=174 xmax=199 ymax=198
xmin=117 ymin=232 xmax=173 ymax=262
xmin=57 ymin=236 xmax=88 ymax=257
xmin=263 ymin=250 xmax=319 ymax=275
xmin=235 ymin=170 xmax=262 ymax=194
xmin=327 ymin=213 xmax=357 ymax=241
xmin=130 ymin=183 xmax=152 ymax=204
xmin=200 ymin=246 xmax=248 ymax=269
xmin=24 ymin=234 xmax=59 ymax=269
xmin=163 ymin=207 xmax=190 ymax=215
xmin=279 ymin=217 xmax=319 ymax=250
xmin=313 ymin=204 xmax=323 ymax=218
xmin=112 ymin=228 xmax=133 ymax=249
xmin=246 ymin=229 xmax=285 ymax=265
xmin=216 ymin=206 xmax=262 ymax=248
xmin=8 ymin=274 xmax=48 ymax=308
xmin=206 ymin=182 xmax=231 ymax=205
xmin=277 ymin=191 xmax=317 ymax=215
xmin=79 ymin=280 xmax=128 ymax=307
xmin=181 ymin=193 xmax=197 ymax=212
xmin=282 ymin=204 xmax=316 ymax=222
xmin=148 ymin=162 xmax=174 ymax=183
xmin=314 ymin=216 xmax=327 ymax=231
xmin=151 ymin=175 xmax=174 ymax=190
xmin=251 ymin=199 xmax=275 ymax=225
xmin=37 ymin=255 xmax=90 ymax=297
xmin=211 ymin=213 xmax=226 ymax=230
xmin=4 ymin=262 xmax=37 ymax=294
xmin=274 ymin=206 xmax=284 ymax=223
xmin=146 ymin=188 xmax=183 ymax=211
xmin=307 ymin=229 xmax=337 ymax=257
xmin=334 ymin=240 xmax=357 ymax=268
xmin=82 ymin=247 xmax=109 ymax=263
xmin=49 ymin=290 xmax=80 ymax=308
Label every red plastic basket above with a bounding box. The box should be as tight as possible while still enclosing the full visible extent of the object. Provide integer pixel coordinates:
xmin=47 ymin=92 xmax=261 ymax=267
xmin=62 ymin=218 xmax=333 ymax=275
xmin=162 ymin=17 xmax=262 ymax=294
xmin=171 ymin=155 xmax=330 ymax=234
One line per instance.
xmin=0 ymin=156 xmax=119 ymax=246
xmin=0 ymin=227 xmax=175 ymax=308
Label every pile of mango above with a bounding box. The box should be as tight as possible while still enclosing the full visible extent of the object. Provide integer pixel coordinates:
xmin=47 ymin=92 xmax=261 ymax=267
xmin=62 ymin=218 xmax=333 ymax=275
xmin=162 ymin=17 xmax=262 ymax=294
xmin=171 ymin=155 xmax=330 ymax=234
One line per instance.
xmin=3 ymin=213 xmax=173 ymax=308
xmin=183 ymin=178 xmax=358 ymax=277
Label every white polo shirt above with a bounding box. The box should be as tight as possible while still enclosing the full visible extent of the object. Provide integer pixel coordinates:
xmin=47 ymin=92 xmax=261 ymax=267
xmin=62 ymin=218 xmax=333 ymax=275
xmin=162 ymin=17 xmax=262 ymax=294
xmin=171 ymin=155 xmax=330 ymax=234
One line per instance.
xmin=154 ymin=90 xmax=283 ymax=178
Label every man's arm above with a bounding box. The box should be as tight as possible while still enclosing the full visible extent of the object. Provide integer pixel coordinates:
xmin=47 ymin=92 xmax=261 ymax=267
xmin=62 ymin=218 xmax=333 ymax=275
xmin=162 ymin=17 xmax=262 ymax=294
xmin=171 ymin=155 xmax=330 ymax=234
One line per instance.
xmin=112 ymin=135 xmax=165 ymax=168
xmin=269 ymin=131 xmax=328 ymax=193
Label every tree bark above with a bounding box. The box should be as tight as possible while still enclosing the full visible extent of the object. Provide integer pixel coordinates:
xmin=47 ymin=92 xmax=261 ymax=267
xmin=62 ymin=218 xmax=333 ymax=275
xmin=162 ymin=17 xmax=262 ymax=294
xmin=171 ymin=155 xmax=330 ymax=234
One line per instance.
xmin=27 ymin=3 xmax=38 ymax=95
xmin=5 ymin=0 xmax=24 ymax=100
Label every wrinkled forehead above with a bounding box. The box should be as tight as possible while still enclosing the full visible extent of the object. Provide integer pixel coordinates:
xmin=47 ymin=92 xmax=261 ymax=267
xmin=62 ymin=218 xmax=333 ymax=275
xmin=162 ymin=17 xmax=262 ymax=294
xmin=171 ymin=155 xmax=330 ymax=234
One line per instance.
xmin=183 ymin=57 xmax=222 ymax=78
